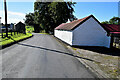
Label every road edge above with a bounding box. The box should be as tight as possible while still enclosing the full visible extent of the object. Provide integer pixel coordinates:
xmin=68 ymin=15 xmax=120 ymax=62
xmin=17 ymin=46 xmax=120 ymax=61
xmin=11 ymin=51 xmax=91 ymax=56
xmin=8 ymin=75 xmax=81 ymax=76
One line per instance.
xmin=1 ymin=35 xmax=33 ymax=50
xmin=52 ymin=35 xmax=110 ymax=79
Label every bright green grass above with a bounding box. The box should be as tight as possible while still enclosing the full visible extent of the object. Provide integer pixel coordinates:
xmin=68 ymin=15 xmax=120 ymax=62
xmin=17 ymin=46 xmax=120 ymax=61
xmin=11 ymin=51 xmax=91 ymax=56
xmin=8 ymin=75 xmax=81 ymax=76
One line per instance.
xmin=0 ymin=32 xmax=17 ymax=38
xmin=0 ymin=33 xmax=32 ymax=46
xmin=26 ymin=26 xmax=34 ymax=33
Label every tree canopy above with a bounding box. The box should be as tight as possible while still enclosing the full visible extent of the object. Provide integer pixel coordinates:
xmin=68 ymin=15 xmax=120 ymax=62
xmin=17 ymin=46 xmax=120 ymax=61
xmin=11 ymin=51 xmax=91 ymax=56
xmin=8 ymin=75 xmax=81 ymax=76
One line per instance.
xmin=25 ymin=1 xmax=77 ymax=34
xmin=25 ymin=13 xmax=35 ymax=26
xmin=101 ymin=17 xmax=120 ymax=25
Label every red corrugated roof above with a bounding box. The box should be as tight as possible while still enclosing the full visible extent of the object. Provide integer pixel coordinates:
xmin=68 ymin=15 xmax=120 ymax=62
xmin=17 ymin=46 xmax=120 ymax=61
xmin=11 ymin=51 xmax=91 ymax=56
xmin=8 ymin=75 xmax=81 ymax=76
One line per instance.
xmin=55 ymin=15 xmax=92 ymax=30
xmin=102 ymin=24 xmax=120 ymax=32
xmin=110 ymin=32 xmax=120 ymax=34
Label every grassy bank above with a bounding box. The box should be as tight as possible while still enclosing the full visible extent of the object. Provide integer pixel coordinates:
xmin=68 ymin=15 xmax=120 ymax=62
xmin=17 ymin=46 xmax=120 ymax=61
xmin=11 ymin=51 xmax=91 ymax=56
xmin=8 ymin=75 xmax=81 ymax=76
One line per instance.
xmin=0 ymin=33 xmax=32 ymax=46
xmin=73 ymin=47 xmax=119 ymax=78
xmin=26 ymin=26 xmax=34 ymax=33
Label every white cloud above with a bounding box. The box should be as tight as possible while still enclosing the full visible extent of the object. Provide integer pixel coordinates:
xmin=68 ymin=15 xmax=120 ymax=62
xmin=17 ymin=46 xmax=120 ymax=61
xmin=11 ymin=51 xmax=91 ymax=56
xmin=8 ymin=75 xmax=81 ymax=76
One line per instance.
xmin=0 ymin=11 xmax=25 ymax=24
xmin=7 ymin=11 xmax=25 ymax=17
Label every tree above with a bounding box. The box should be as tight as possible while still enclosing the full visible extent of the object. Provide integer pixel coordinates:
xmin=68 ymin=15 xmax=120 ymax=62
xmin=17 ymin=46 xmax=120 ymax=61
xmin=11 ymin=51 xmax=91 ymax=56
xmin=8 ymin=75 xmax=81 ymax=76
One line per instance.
xmin=101 ymin=21 xmax=109 ymax=24
xmin=101 ymin=17 xmax=120 ymax=25
xmin=25 ymin=1 xmax=77 ymax=34
xmin=109 ymin=17 xmax=120 ymax=25
xmin=25 ymin=13 xmax=35 ymax=26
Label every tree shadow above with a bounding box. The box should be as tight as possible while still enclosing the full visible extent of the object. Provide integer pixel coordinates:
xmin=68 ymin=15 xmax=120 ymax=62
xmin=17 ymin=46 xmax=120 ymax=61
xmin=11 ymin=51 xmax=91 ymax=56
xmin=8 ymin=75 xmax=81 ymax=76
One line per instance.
xmin=16 ymin=43 xmax=100 ymax=63
xmin=72 ymin=46 xmax=120 ymax=56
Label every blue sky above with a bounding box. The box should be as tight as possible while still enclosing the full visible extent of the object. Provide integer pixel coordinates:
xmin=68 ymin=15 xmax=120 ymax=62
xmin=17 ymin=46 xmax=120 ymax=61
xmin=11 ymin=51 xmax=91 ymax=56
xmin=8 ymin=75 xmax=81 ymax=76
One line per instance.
xmin=74 ymin=2 xmax=118 ymax=22
xmin=0 ymin=1 xmax=119 ymax=24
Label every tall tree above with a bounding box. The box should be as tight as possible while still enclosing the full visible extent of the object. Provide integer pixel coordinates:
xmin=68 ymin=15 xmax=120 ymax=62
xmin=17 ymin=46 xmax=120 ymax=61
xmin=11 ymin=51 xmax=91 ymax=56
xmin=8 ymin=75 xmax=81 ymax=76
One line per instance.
xmin=25 ymin=13 xmax=35 ymax=26
xmin=33 ymin=1 xmax=77 ymax=33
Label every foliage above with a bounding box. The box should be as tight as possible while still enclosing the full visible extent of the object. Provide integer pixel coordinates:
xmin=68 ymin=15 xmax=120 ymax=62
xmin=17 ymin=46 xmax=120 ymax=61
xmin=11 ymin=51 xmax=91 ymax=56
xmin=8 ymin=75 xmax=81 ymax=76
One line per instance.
xmin=25 ymin=1 xmax=77 ymax=34
xmin=25 ymin=13 xmax=35 ymax=26
xmin=101 ymin=17 xmax=120 ymax=25
xmin=26 ymin=26 xmax=34 ymax=33
xmin=101 ymin=21 xmax=109 ymax=24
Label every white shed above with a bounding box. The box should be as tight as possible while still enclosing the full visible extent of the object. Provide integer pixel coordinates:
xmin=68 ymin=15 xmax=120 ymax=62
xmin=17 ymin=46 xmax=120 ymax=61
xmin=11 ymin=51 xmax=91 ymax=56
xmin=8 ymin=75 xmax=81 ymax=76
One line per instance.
xmin=54 ymin=15 xmax=111 ymax=48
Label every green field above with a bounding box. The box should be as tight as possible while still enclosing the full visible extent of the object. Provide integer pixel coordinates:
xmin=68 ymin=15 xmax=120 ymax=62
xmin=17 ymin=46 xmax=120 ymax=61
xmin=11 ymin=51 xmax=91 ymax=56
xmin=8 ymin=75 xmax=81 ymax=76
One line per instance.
xmin=0 ymin=33 xmax=32 ymax=46
xmin=26 ymin=26 xmax=34 ymax=33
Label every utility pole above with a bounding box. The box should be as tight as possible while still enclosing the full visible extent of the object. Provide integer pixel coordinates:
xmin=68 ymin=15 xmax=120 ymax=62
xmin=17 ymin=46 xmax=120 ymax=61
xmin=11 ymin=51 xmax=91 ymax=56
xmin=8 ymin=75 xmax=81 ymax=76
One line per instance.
xmin=4 ymin=0 xmax=8 ymax=37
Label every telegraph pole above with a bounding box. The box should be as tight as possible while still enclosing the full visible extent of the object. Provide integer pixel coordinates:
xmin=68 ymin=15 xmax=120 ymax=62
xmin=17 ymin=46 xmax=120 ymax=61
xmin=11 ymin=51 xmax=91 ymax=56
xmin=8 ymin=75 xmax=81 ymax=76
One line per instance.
xmin=4 ymin=0 xmax=8 ymax=37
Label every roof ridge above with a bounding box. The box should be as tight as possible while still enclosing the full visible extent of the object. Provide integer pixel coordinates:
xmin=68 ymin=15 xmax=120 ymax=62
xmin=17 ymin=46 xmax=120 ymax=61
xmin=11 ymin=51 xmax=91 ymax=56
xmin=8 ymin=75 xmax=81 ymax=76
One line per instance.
xmin=55 ymin=15 xmax=93 ymax=30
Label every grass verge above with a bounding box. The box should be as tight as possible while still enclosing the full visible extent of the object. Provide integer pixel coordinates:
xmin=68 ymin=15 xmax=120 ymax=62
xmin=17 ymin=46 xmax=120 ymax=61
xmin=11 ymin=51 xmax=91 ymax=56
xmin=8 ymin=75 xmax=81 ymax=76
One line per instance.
xmin=26 ymin=26 xmax=34 ymax=33
xmin=0 ymin=33 xmax=32 ymax=46
xmin=74 ymin=48 xmax=119 ymax=78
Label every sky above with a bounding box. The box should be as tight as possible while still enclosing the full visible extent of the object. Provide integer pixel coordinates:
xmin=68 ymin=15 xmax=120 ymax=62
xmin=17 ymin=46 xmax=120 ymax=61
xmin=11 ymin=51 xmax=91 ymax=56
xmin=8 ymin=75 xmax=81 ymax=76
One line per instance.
xmin=0 ymin=1 xmax=119 ymax=24
xmin=73 ymin=2 xmax=118 ymax=22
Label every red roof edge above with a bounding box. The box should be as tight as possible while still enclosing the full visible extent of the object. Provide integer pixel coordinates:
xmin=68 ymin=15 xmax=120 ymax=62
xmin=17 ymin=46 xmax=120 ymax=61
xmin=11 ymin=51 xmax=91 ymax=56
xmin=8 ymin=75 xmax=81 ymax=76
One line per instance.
xmin=55 ymin=15 xmax=94 ymax=30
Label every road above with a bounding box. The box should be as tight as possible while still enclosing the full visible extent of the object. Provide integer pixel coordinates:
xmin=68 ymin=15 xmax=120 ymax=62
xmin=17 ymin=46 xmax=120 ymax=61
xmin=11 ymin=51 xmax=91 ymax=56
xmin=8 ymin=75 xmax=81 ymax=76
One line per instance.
xmin=2 ymin=33 xmax=98 ymax=78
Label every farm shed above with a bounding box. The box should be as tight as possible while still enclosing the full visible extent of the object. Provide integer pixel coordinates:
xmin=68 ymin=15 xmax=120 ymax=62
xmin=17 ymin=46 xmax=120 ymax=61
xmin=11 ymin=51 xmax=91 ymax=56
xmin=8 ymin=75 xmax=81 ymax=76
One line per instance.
xmin=54 ymin=15 xmax=112 ymax=48
xmin=15 ymin=22 xmax=26 ymax=34
xmin=102 ymin=24 xmax=120 ymax=48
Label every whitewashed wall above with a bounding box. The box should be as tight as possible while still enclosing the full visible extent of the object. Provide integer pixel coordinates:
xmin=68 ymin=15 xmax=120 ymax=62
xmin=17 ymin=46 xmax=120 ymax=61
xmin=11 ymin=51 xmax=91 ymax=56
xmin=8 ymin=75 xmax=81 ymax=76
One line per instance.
xmin=54 ymin=30 xmax=73 ymax=45
xmin=73 ymin=17 xmax=111 ymax=48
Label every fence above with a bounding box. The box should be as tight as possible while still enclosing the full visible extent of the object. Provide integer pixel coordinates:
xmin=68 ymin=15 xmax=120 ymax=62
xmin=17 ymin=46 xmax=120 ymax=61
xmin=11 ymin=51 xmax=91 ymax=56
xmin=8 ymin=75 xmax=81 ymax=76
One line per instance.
xmin=0 ymin=30 xmax=24 ymax=38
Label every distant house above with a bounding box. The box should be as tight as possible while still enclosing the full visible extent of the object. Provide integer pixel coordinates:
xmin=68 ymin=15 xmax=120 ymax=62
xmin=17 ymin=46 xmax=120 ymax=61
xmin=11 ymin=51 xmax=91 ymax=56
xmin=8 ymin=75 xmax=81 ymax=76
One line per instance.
xmin=15 ymin=22 xmax=26 ymax=34
xmin=9 ymin=23 xmax=15 ymax=30
xmin=54 ymin=15 xmax=120 ymax=48
xmin=0 ymin=24 xmax=15 ymax=33
xmin=102 ymin=24 xmax=120 ymax=48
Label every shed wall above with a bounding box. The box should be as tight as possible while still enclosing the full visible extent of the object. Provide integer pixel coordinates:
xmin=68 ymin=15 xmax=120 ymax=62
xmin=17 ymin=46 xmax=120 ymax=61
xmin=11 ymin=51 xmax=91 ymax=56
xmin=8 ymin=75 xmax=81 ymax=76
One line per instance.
xmin=73 ymin=17 xmax=111 ymax=48
xmin=54 ymin=30 xmax=73 ymax=45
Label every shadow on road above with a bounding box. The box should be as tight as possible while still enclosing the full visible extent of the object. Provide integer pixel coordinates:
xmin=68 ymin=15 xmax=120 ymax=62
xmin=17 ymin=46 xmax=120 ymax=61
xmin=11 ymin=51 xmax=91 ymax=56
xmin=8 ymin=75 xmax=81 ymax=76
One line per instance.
xmin=17 ymin=43 xmax=100 ymax=63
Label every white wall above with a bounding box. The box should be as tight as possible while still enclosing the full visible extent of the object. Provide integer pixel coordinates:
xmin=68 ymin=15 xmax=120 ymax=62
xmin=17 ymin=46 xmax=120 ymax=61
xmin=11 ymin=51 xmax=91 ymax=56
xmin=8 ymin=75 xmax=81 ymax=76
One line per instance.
xmin=54 ymin=30 xmax=73 ymax=45
xmin=73 ymin=17 xmax=111 ymax=48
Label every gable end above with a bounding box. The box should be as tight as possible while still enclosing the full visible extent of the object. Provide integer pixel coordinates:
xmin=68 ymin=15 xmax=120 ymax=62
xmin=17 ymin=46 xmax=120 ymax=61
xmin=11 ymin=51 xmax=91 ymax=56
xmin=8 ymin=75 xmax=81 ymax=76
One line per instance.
xmin=72 ymin=15 xmax=108 ymax=33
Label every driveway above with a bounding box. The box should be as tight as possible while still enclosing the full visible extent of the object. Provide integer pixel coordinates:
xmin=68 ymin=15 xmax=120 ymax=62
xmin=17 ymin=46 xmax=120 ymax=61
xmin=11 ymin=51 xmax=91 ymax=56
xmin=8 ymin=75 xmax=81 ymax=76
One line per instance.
xmin=2 ymin=33 xmax=98 ymax=78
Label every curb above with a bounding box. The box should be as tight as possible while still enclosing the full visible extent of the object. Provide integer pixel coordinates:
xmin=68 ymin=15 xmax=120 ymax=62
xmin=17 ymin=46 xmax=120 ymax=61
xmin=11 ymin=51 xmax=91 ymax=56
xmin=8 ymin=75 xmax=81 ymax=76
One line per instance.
xmin=1 ymin=35 xmax=33 ymax=50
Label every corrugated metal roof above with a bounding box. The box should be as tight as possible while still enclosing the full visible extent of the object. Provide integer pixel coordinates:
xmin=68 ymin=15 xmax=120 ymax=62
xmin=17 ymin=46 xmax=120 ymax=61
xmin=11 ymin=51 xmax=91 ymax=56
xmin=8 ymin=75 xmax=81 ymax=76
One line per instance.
xmin=102 ymin=24 xmax=120 ymax=33
xmin=55 ymin=15 xmax=92 ymax=30
xmin=55 ymin=15 xmax=120 ymax=35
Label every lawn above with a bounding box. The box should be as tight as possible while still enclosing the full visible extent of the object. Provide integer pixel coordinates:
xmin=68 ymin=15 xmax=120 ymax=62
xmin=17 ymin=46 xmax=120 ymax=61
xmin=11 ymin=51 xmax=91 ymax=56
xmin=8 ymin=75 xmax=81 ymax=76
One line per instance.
xmin=26 ymin=26 xmax=34 ymax=33
xmin=0 ymin=33 xmax=32 ymax=46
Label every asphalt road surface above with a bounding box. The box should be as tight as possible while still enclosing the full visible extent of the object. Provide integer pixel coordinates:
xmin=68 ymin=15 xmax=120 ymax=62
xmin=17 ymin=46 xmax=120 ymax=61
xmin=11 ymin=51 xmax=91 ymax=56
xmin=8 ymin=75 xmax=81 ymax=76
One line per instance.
xmin=2 ymin=33 xmax=98 ymax=78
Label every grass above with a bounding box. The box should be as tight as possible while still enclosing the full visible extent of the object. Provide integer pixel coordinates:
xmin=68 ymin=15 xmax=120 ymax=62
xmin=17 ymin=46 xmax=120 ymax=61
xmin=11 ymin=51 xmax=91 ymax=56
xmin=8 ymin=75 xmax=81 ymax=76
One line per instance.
xmin=26 ymin=26 xmax=34 ymax=33
xmin=73 ymin=47 xmax=119 ymax=78
xmin=0 ymin=33 xmax=32 ymax=46
xmin=113 ymin=43 xmax=120 ymax=49
xmin=0 ymin=32 xmax=17 ymax=38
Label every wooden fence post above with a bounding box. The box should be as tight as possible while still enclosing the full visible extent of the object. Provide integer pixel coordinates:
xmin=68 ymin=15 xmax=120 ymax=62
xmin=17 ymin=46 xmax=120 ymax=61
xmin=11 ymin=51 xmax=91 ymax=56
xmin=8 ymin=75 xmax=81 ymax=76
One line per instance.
xmin=17 ymin=31 xmax=18 ymax=34
xmin=14 ymin=31 xmax=15 ymax=35
xmin=11 ymin=30 xmax=12 ymax=36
